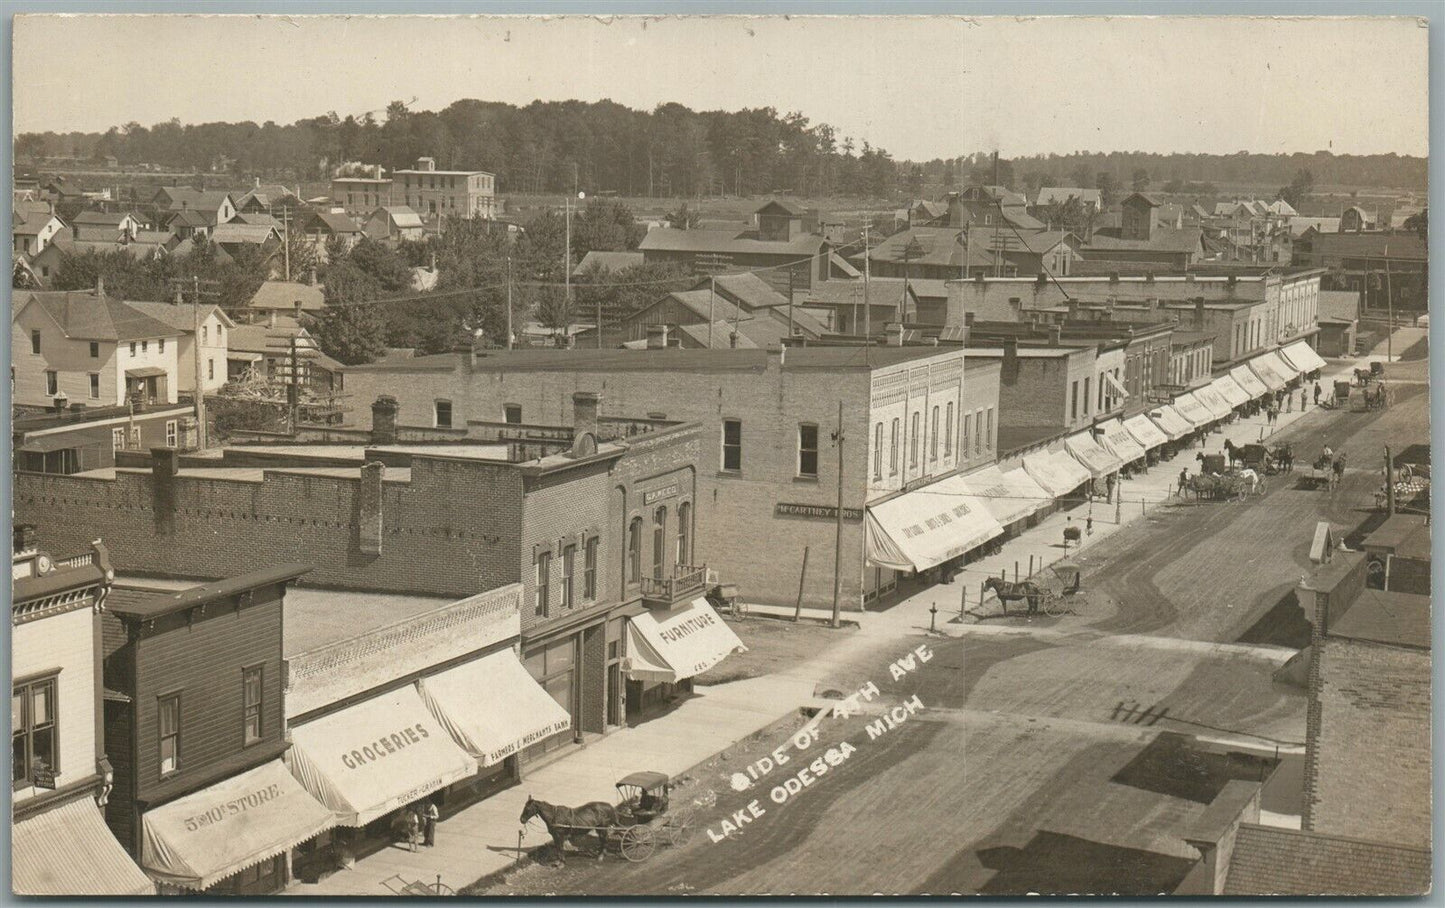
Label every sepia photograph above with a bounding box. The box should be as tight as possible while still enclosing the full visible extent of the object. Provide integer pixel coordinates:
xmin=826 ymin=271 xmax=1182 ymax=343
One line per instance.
xmin=7 ymin=10 xmax=1434 ymax=897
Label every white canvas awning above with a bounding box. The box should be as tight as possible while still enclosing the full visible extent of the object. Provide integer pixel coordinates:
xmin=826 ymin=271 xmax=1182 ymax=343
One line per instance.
xmin=1147 ymin=405 xmax=1194 ymax=440
xmin=1280 ymin=340 xmax=1328 ymax=373
xmin=417 ymin=649 xmax=574 ymax=766
xmin=1102 ymin=371 xmax=1129 ymax=400
xmin=287 ymin=687 xmax=477 ymax=826
xmin=1065 ymin=430 xmax=1124 ymax=478
xmin=13 ymin=797 xmax=154 ymax=896
xmin=1229 ymin=364 xmax=1270 ymax=398
xmin=1193 ymin=385 xmax=1234 ymax=420
xmin=1210 ymin=375 xmax=1251 ymax=408
xmin=865 ymin=474 xmax=1005 ymax=572
xmin=1171 ymin=392 xmax=1214 ymax=426
xmin=140 ymin=760 xmax=333 ymax=891
xmin=1123 ymin=414 xmax=1170 ymax=450
xmin=1098 ymin=418 xmax=1147 ymax=464
xmin=1248 ymin=352 xmax=1293 ymax=391
xmin=1023 ymin=444 xmax=1094 ymax=497
xmin=959 ymin=463 xmax=1049 ymax=527
xmin=624 ymin=598 xmax=747 ymax=683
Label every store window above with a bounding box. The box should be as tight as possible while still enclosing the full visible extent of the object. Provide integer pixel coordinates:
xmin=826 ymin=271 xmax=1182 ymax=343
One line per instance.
xmin=12 ymin=676 xmax=57 ymax=789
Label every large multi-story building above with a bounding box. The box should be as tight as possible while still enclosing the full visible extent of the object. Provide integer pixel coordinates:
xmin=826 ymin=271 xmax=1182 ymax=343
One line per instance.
xmin=392 ymin=157 xmax=498 ymax=220
xmin=339 ymin=344 xmax=1003 ymax=608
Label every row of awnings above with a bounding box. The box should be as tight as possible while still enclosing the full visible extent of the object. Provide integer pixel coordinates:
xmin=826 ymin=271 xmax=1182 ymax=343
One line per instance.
xmin=865 ymin=341 xmax=1332 ymax=574
xmin=128 ymin=606 xmax=745 ymax=890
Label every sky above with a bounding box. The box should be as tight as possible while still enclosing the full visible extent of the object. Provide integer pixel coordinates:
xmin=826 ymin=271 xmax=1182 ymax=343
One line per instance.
xmin=12 ymin=14 xmax=1431 ymax=160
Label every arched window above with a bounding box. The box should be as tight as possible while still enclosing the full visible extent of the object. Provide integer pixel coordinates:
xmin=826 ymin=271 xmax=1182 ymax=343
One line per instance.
xmin=628 ymin=517 xmax=642 ymax=583
xmin=676 ymin=501 xmax=691 ymax=566
xmin=652 ymin=507 xmax=667 ymax=579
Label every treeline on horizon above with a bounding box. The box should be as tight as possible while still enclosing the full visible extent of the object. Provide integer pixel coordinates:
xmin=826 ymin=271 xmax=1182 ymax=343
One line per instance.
xmin=15 ymin=98 xmax=1427 ymax=197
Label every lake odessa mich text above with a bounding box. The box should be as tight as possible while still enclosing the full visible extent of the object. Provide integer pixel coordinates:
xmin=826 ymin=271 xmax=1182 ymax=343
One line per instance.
xmin=705 ymin=644 xmax=934 ymax=843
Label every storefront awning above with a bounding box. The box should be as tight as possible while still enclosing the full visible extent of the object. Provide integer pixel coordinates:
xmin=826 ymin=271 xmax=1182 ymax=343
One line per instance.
xmin=287 ymin=687 xmax=477 ymax=827
xmin=140 ymin=760 xmax=333 ymax=891
xmin=417 ymin=649 xmax=573 ymax=766
xmin=1210 ymin=374 xmax=1251 ymax=408
xmin=1065 ymin=431 xmax=1123 ymax=478
xmin=1098 ymin=418 xmax=1147 ymax=464
xmin=1280 ymin=340 xmax=1328 ymax=374
xmin=1123 ymin=414 xmax=1170 ymax=450
xmin=1146 ymin=405 xmax=1194 ymax=440
xmin=1023 ymin=444 xmax=1094 ymax=498
xmin=1247 ymin=352 xmax=1292 ymax=391
xmin=959 ymin=463 xmax=1049 ymax=528
xmin=865 ymin=474 xmax=1005 ymax=572
xmin=624 ymin=598 xmax=747 ymax=683
xmin=125 ymin=366 xmax=168 ymax=378
xmin=13 ymin=797 xmax=154 ymax=896
xmin=1171 ymin=392 xmax=1214 ymax=426
xmin=1193 ymin=385 xmax=1234 ymax=420
xmin=1229 ymin=364 xmax=1271 ymax=399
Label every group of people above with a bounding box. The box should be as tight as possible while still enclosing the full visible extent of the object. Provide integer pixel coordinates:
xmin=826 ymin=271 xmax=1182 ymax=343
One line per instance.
xmin=1263 ymin=384 xmax=1320 ymax=426
xmin=393 ymin=800 xmax=442 ymax=853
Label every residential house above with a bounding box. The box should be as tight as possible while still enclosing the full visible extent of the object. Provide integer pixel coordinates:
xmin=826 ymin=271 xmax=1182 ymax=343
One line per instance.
xmin=123 ymin=299 xmax=235 ymax=394
xmin=363 ymin=206 xmax=426 ymax=243
xmin=27 ymin=233 xmax=169 ymax=286
xmin=12 ymin=287 xmax=182 ymax=409
xmin=948 ymin=186 xmax=1045 ymax=231
xmin=638 ymin=200 xmax=834 ymax=294
xmin=149 ymin=188 xmax=236 ymax=229
xmin=299 ymin=210 xmax=363 ymax=262
xmin=13 ymin=208 xmax=66 ymax=258
xmin=11 ymin=530 xmax=155 ymax=896
xmin=234 ymin=180 xmax=300 ymax=215
xmin=226 ymin=315 xmax=343 ymax=395
xmin=1338 ymin=205 xmax=1377 ymax=233
xmin=1032 ymin=187 xmax=1102 ymax=216
xmin=70 ymin=210 xmax=145 ymax=240
xmin=619 ymin=272 xmax=830 ymax=348
xmin=161 ymin=208 xmax=214 ymax=240
xmin=392 ymin=156 xmax=499 ymax=220
xmin=862 ymin=227 xmax=1007 ymax=281
xmin=800 ymin=278 xmax=950 ymax=336
xmin=243 ymin=281 xmax=326 ymax=322
xmin=210 ymin=222 xmax=282 ymax=259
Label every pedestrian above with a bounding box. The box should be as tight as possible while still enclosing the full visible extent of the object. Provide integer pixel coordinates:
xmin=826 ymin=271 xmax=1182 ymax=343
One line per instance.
xmin=394 ymin=807 xmax=420 ymax=853
xmin=422 ymin=800 xmax=439 ymax=847
xmin=1313 ymin=381 xmax=1322 ymax=406
xmin=1286 ymin=389 xmax=1293 ymax=412
xmin=1300 ymin=388 xmax=1308 ymax=412
xmin=1178 ymin=467 xmax=1189 ymax=497
xmin=1086 ymin=514 xmax=1094 ymax=536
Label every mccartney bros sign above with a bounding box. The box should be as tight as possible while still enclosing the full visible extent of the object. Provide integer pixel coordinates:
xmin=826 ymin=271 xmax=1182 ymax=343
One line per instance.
xmin=775 ymin=503 xmax=864 ymax=522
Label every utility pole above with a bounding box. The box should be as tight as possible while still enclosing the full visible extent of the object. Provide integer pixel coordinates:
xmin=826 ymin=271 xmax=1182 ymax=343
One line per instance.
xmin=708 ymin=276 xmax=716 ymax=349
xmin=506 ymin=256 xmax=514 ymax=351
xmin=168 ymin=275 xmax=217 ymax=450
xmin=862 ymin=225 xmax=872 ymax=340
xmin=286 ymin=334 xmax=301 ymax=429
xmin=1386 ymin=445 xmax=1396 ymax=516
xmin=280 ymin=206 xmax=291 ymax=282
xmin=1383 ymin=251 xmax=1395 ymax=362
xmin=831 ymin=399 xmax=845 ymax=628
xmin=787 ymin=267 xmax=795 ymax=338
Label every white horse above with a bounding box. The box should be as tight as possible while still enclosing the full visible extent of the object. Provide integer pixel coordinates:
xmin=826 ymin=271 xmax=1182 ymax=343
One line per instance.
xmin=1235 ymin=468 xmax=1263 ymax=498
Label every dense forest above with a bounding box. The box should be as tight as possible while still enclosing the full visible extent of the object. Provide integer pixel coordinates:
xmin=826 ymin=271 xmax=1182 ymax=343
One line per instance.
xmin=14 ymin=99 xmax=900 ymax=199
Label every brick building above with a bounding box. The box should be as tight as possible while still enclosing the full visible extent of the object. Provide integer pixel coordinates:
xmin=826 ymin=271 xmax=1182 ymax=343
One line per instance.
xmin=392 ymin=157 xmax=498 ymax=220
xmin=12 ymin=404 xmax=734 ymax=756
xmin=11 ymin=529 xmax=155 ymax=895
xmin=340 ymin=344 xmax=1001 ymax=608
xmin=101 ymin=566 xmax=336 ymax=894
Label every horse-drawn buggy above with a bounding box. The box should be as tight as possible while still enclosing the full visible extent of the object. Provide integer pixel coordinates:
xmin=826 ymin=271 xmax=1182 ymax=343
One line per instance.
xmin=1225 ymin=440 xmax=1292 ymax=475
xmin=983 ymin=562 xmax=1086 ymax=618
xmin=1185 ymin=468 xmax=1265 ymax=501
xmin=520 ymin=772 xmax=696 ymax=864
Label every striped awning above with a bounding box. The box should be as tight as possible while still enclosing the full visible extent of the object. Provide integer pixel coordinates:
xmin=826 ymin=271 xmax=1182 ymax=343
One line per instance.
xmin=13 ymin=796 xmax=154 ymax=896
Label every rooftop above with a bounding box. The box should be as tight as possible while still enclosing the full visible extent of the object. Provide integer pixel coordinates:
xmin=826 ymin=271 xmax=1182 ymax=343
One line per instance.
xmin=123 ymin=299 xmax=235 ymax=333
xmin=573 ymin=250 xmax=645 ymax=277
xmin=15 ymin=289 xmax=183 ymax=342
xmin=1083 ymin=225 xmax=1203 ymax=255
xmin=1318 ymin=290 xmax=1360 ymax=321
xmin=639 ymin=226 xmax=826 ymax=257
xmin=1223 ymin=824 xmax=1430 ymax=896
xmin=107 ymin=564 xmax=310 ymax=621
xmin=1327 ymin=588 xmax=1430 ymax=649
xmin=247 ymin=280 xmax=326 ymax=312
xmin=347 ymin=344 xmax=964 ymax=374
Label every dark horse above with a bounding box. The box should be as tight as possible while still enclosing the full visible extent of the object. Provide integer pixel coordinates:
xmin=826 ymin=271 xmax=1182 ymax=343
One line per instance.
xmin=1223 ymin=439 xmax=1245 ymax=467
xmin=519 ymin=796 xmax=620 ymax=864
xmin=983 ymin=576 xmax=1043 ymax=615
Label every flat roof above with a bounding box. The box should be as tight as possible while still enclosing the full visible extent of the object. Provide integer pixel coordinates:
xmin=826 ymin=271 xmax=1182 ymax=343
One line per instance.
xmin=103 ymin=466 xmax=414 ymax=483
xmin=1329 ymin=589 xmax=1431 ymax=649
xmin=109 ymin=564 xmax=310 ymax=620
xmin=232 ymin=443 xmax=511 ymax=462
xmin=347 ymin=345 xmax=964 ymax=374
xmin=966 ymin=345 xmax=1091 ymax=358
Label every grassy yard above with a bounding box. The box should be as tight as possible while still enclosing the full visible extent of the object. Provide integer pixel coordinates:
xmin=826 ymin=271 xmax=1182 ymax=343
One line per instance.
xmin=694 ymin=616 xmax=854 ymax=686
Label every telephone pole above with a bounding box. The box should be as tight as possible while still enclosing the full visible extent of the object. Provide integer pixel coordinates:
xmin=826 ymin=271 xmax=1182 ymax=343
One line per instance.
xmin=168 ymin=276 xmax=218 ymax=450
xmin=708 ymin=276 xmax=716 ymax=349
xmin=506 ymin=256 xmax=514 ymax=351
xmin=1386 ymin=445 xmax=1396 ymax=517
xmin=862 ymin=224 xmax=872 ymax=340
xmin=831 ymin=399 xmax=845 ymax=628
xmin=280 ymin=206 xmax=291 ymax=282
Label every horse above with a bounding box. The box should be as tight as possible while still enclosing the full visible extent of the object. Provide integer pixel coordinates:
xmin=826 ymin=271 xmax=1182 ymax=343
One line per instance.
xmin=519 ymin=796 xmax=620 ymax=864
xmin=1234 ymin=468 xmax=1262 ymax=498
xmin=1186 ymin=474 xmax=1223 ymax=502
xmin=1223 ymin=439 xmax=1246 ymax=468
xmin=1268 ymin=443 xmax=1293 ymax=473
xmin=983 ymin=576 xmax=1044 ymax=615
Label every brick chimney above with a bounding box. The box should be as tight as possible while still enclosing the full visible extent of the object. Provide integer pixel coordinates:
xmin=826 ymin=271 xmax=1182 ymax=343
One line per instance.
xmin=1194 ymin=298 xmax=1207 ymax=329
xmin=888 ymin=323 xmax=905 ymax=346
xmin=371 ymin=395 xmax=399 ymax=445
xmin=1002 ymin=337 xmax=1019 ymax=383
xmin=1047 ymin=324 xmax=1063 ymax=346
xmin=13 ymin=523 xmax=38 ymax=556
xmin=572 ymin=391 xmax=601 ymax=441
xmin=358 ymin=462 xmax=384 ymax=556
xmin=151 ymin=448 xmax=180 ymax=535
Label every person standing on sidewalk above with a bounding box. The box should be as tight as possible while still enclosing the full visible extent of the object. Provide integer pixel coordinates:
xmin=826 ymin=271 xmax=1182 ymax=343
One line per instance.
xmin=1313 ymin=381 xmax=1323 ymax=407
xmin=1300 ymin=387 xmax=1308 ymax=412
xmin=422 ymin=800 xmax=439 ymax=848
xmin=1178 ymin=467 xmax=1189 ymax=497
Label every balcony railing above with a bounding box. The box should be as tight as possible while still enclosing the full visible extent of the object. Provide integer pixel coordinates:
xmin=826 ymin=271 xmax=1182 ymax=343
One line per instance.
xmin=639 ymin=564 xmax=710 ymax=608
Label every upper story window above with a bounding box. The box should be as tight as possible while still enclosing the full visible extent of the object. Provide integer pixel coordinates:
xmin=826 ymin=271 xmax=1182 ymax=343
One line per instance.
xmin=929 ymin=407 xmax=940 ymax=462
xmin=910 ymin=412 xmax=920 ymax=468
xmin=158 ymin=339 xmax=165 ymax=354
xmin=889 ymin=418 xmax=900 ymax=475
xmin=873 ymin=423 xmax=883 ymax=481
xmin=504 ymin=404 xmax=522 ymax=424
xmin=158 ymin=693 xmax=181 ymax=777
xmin=202 ymin=326 xmax=208 ymax=343
xmin=583 ymin=536 xmax=599 ymax=601
xmin=141 ymin=341 xmax=148 ymax=353
xmin=29 ymin=330 xmax=40 ymax=355
xmin=130 ymin=342 xmax=137 ymax=357
xmin=561 ymin=544 xmax=576 ymax=609
xmin=945 ymin=403 xmax=954 ymax=457
xmin=242 ymin=666 xmax=263 ymax=746
xmin=434 ymin=400 xmax=453 ymax=428
xmin=89 ymin=342 xmax=99 ymax=358
xmin=797 ymin=423 xmax=819 ymax=478
xmin=12 ymin=676 xmax=57 ymax=790
xmin=534 ymin=551 xmax=551 ymax=618
xmin=721 ymin=419 xmax=742 ymax=472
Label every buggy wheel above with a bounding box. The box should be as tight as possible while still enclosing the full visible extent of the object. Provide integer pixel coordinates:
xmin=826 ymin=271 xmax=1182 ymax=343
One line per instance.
xmin=618 ymin=825 xmax=655 ymax=862
xmin=667 ymin=808 xmax=696 ymax=846
xmin=1042 ymin=592 xmax=1066 ymax=618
